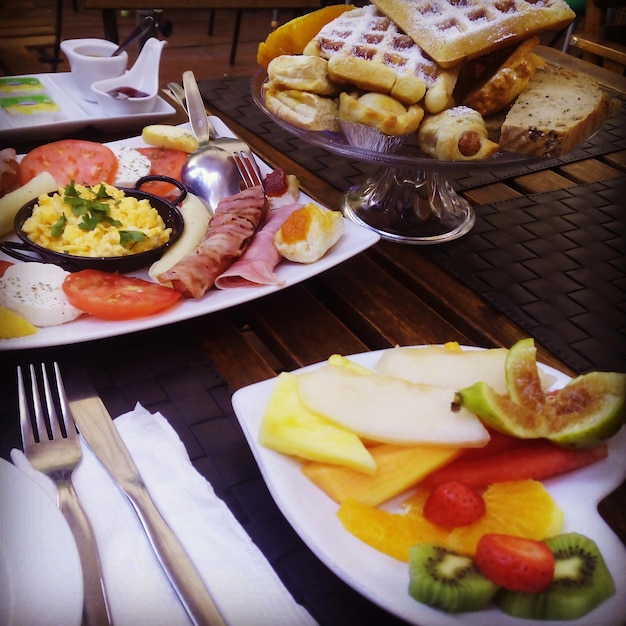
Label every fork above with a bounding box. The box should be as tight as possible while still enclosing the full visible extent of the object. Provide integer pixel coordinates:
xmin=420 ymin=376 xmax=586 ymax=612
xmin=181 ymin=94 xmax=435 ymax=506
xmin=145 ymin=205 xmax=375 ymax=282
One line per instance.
xmin=19 ymin=363 xmax=111 ymax=626
xmin=233 ymin=151 xmax=264 ymax=189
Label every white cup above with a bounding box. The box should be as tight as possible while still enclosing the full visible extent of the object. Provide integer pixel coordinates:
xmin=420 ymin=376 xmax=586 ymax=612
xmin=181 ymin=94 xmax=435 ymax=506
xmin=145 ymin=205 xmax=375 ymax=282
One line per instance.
xmin=60 ymin=38 xmax=128 ymax=102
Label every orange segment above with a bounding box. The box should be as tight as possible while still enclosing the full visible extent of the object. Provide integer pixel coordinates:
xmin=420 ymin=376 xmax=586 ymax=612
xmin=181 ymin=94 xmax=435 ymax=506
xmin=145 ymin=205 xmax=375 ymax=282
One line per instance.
xmin=337 ymin=497 xmax=448 ymax=561
xmin=257 ymin=4 xmax=356 ymax=68
xmin=338 ymin=480 xmax=563 ymax=561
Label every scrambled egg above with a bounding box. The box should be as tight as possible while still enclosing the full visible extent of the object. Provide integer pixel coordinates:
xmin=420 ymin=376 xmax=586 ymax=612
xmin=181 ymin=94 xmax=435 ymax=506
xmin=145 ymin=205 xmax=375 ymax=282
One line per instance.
xmin=22 ymin=182 xmax=171 ymax=257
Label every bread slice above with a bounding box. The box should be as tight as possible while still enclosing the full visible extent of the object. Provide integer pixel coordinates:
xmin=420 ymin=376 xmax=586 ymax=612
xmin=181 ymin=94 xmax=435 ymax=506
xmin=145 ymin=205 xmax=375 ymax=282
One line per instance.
xmin=499 ymin=65 xmax=616 ymax=158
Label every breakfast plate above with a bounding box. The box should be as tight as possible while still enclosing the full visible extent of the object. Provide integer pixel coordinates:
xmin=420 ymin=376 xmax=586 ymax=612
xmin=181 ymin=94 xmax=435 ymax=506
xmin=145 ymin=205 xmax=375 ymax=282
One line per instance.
xmin=0 ymin=457 xmax=83 ymax=626
xmin=0 ymin=72 xmax=175 ymax=142
xmin=0 ymin=118 xmax=380 ymax=350
xmin=231 ymin=347 xmax=626 ymax=626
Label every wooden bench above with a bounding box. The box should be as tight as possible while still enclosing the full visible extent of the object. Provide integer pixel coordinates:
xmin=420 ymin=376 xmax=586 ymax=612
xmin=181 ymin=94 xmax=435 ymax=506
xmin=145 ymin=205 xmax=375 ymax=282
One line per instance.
xmin=0 ymin=0 xmax=64 ymax=72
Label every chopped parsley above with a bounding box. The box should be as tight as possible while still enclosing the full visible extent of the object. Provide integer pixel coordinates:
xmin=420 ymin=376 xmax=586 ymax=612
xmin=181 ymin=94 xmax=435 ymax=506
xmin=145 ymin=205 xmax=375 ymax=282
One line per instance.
xmin=119 ymin=230 xmax=147 ymax=249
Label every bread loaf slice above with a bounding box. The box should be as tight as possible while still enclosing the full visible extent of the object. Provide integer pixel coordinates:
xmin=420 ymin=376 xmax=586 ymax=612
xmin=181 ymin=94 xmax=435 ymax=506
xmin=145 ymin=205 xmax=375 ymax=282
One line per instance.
xmin=499 ymin=65 xmax=616 ymax=158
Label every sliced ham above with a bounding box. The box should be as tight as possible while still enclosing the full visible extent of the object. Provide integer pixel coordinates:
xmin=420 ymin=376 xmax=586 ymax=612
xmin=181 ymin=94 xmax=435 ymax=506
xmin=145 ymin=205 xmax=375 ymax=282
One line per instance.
xmin=160 ymin=186 xmax=268 ymax=298
xmin=215 ymin=201 xmax=301 ymax=289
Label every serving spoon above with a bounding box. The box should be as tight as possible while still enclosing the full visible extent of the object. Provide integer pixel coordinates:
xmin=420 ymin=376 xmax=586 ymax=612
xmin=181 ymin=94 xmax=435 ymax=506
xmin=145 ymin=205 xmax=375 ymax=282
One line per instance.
xmin=180 ymin=70 xmax=241 ymax=213
xmin=176 ymin=72 xmax=251 ymax=154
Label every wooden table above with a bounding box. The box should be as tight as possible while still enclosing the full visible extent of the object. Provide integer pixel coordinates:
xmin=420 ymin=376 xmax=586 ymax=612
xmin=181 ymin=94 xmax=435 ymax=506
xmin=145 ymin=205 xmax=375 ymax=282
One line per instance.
xmin=1 ymin=46 xmax=624 ymax=625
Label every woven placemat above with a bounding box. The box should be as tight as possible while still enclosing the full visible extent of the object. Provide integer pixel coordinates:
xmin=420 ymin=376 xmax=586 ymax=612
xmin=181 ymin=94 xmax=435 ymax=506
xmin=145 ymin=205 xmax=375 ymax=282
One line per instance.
xmin=0 ymin=325 xmax=407 ymax=626
xmin=201 ymin=76 xmax=625 ymax=374
xmin=424 ymin=178 xmax=626 ymax=373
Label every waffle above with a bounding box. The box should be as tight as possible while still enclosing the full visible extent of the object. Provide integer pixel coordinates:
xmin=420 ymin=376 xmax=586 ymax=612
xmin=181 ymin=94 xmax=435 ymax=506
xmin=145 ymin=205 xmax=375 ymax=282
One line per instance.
xmin=303 ymin=5 xmax=458 ymax=112
xmin=372 ymin=0 xmax=575 ymax=67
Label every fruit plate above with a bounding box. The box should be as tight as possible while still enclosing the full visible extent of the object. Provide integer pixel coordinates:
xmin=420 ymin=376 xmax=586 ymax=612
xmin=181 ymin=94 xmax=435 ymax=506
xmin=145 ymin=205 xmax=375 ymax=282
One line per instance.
xmin=0 ymin=118 xmax=380 ymax=350
xmin=231 ymin=347 xmax=626 ymax=626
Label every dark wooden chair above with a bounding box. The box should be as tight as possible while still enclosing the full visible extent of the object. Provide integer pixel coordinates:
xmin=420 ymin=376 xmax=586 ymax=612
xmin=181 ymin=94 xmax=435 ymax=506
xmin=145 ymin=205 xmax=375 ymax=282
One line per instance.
xmin=82 ymin=1 xmax=321 ymax=65
xmin=568 ymin=0 xmax=626 ymax=73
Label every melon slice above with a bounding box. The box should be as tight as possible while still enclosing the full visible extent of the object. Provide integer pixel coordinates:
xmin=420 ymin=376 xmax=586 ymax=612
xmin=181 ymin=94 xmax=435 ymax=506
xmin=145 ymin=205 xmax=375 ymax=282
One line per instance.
xmin=296 ymin=361 xmax=490 ymax=446
xmin=258 ymin=372 xmax=376 ymax=474
xmin=375 ymin=344 xmax=556 ymax=395
xmin=302 ymin=443 xmax=461 ymax=506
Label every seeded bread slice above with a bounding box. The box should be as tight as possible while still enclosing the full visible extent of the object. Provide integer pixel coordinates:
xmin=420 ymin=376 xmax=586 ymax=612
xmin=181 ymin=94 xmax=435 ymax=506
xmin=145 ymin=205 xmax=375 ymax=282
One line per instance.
xmin=499 ymin=64 xmax=616 ymax=158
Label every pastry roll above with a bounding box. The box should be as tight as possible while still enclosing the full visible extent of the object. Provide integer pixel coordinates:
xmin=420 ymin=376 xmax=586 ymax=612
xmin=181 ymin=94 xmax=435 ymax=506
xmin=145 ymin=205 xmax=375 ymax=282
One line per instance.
xmin=417 ymin=106 xmax=499 ymax=161
xmin=263 ymin=85 xmax=339 ymax=132
xmin=274 ymin=203 xmax=344 ymax=263
xmin=267 ymin=55 xmax=337 ymax=96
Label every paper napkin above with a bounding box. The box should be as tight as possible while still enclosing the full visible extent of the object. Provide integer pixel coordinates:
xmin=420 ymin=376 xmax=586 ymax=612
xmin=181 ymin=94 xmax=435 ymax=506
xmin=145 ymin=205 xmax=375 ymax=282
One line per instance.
xmin=11 ymin=404 xmax=317 ymax=626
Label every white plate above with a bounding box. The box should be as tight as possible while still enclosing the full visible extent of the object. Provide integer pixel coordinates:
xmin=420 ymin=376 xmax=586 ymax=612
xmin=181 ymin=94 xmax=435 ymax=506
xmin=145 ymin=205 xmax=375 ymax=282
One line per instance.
xmin=0 ymin=457 xmax=83 ymax=626
xmin=232 ymin=347 xmax=626 ymax=626
xmin=0 ymin=118 xmax=380 ymax=350
xmin=0 ymin=73 xmax=175 ymax=141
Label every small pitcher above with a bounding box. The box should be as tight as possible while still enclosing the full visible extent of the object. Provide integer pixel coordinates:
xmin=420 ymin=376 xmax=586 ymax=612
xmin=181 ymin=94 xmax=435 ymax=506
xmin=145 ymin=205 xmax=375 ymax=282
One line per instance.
xmin=61 ymin=38 xmax=128 ymax=102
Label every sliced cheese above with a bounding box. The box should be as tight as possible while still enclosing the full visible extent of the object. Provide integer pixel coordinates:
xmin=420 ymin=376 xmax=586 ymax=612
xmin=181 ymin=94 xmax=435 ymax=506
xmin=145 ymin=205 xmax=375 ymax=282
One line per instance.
xmin=111 ymin=145 xmax=151 ymax=187
xmin=297 ymin=361 xmax=490 ymax=447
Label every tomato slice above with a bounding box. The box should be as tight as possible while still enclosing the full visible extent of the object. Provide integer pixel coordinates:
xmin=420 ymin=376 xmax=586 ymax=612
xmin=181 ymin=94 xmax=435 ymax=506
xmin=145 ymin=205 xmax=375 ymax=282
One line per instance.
xmin=19 ymin=139 xmax=118 ymax=187
xmin=136 ymin=147 xmax=188 ymax=198
xmin=0 ymin=260 xmax=13 ymax=278
xmin=62 ymin=270 xmax=181 ymax=320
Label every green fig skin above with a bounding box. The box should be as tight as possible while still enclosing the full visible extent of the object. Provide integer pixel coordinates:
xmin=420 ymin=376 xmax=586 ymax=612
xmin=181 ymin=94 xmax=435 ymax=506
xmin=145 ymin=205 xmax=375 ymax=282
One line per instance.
xmin=457 ymin=371 xmax=626 ymax=449
xmin=455 ymin=382 xmax=545 ymax=439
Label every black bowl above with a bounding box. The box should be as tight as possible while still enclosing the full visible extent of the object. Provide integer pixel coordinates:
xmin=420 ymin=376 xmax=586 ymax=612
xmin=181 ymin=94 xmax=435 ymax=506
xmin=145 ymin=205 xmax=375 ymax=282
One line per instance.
xmin=0 ymin=176 xmax=186 ymax=273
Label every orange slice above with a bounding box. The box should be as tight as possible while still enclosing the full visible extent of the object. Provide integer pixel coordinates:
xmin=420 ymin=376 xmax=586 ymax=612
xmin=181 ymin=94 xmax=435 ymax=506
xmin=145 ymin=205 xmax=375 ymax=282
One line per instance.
xmin=257 ymin=4 xmax=356 ymax=69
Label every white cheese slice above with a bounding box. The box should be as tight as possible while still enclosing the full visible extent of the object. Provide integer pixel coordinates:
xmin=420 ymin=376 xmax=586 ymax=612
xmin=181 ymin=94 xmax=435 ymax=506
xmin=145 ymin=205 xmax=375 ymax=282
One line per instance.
xmin=0 ymin=262 xmax=82 ymax=327
xmin=111 ymin=145 xmax=151 ymax=188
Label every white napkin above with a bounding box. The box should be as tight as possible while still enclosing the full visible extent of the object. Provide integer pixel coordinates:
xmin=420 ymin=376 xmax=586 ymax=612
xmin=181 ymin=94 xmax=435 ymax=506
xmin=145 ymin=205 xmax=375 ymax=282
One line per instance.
xmin=11 ymin=404 xmax=317 ymax=626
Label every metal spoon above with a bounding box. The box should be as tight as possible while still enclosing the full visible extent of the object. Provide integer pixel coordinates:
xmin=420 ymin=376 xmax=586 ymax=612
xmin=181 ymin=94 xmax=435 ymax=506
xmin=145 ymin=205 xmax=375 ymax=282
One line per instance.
xmin=177 ymin=73 xmax=251 ymax=154
xmin=180 ymin=70 xmax=240 ymax=213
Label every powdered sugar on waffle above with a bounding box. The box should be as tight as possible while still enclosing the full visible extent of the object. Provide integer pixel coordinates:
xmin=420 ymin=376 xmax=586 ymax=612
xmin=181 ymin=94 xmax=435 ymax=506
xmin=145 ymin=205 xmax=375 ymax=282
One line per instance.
xmin=304 ymin=5 xmax=458 ymax=110
xmin=372 ymin=0 xmax=575 ymax=67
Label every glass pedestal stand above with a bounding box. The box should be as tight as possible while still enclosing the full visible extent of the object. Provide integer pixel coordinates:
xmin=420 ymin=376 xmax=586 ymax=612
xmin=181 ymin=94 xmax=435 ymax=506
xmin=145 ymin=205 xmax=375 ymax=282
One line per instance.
xmin=342 ymin=166 xmax=475 ymax=245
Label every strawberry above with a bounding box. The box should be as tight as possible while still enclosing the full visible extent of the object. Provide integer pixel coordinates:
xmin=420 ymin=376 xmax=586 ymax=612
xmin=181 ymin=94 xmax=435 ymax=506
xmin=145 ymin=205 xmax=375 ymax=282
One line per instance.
xmin=475 ymin=534 xmax=555 ymax=593
xmin=422 ymin=481 xmax=486 ymax=529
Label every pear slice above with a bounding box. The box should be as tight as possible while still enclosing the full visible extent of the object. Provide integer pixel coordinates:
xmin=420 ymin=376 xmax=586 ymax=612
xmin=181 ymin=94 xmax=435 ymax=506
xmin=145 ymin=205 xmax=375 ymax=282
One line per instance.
xmin=297 ymin=361 xmax=490 ymax=447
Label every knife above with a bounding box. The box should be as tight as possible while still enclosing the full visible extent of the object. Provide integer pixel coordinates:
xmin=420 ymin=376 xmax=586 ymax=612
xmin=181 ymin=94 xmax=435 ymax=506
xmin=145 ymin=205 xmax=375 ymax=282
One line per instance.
xmin=65 ymin=370 xmax=226 ymax=626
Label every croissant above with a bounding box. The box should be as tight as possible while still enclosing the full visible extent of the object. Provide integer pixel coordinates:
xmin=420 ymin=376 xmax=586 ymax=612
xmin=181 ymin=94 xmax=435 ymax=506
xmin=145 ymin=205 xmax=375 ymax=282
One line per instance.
xmin=417 ymin=106 xmax=499 ymax=161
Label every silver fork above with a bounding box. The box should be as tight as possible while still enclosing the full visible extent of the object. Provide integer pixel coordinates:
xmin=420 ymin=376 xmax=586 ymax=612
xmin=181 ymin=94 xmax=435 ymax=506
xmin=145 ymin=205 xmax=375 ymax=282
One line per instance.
xmin=233 ymin=151 xmax=264 ymax=189
xmin=19 ymin=363 xmax=111 ymax=626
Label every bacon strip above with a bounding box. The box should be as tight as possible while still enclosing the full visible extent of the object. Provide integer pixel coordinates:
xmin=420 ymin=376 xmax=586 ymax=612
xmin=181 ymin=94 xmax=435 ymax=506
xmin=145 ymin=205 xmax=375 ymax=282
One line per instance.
xmin=160 ymin=186 xmax=268 ymax=298
xmin=214 ymin=201 xmax=301 ymax=289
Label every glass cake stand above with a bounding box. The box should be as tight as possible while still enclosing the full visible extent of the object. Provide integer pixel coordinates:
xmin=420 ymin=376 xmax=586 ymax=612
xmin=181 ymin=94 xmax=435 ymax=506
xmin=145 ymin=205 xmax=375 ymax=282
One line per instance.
xmin=251 ymin=70 xmax=544 ymax=245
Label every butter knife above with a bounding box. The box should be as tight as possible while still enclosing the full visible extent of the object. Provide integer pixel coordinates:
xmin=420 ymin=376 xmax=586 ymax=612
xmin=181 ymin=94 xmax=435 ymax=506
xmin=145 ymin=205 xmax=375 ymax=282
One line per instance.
xmin=65 ymin=372 xmax=226 ymax=626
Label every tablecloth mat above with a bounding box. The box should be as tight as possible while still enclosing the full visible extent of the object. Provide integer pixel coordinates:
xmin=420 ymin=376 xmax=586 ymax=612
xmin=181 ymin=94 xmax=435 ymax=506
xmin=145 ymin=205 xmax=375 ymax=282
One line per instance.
xmin=0 ymin=327 xmax=408 ymax=626
xmin=423 ymin=178 xmax=626 ymax=374
xmin=201 ymin=76 xmax=625 ymax=374
xmin=198 ymin=76 xmax=626 ymax=192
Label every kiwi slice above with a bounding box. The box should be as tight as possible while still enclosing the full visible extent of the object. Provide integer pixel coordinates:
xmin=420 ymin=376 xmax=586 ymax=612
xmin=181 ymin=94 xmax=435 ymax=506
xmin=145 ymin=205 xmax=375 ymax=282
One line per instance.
xmin=495 ymin=532 xmax=616 ymax=620
xmin=408 ymin=544 xmax=498 ymax=613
